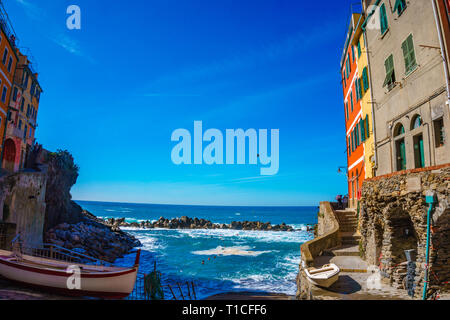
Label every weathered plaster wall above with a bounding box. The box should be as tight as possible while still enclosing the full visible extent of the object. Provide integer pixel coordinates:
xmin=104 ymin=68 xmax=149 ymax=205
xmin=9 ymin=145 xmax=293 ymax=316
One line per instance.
xmin=360 ymin=165 xmax=450 ymax=297
xmin=0 ymin=166 xmax=48 ymax=247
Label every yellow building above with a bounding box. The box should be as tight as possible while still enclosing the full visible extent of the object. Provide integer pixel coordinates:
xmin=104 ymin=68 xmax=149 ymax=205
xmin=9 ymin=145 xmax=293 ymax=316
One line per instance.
xmin=354 ymin=26 xmax=375 ymax=179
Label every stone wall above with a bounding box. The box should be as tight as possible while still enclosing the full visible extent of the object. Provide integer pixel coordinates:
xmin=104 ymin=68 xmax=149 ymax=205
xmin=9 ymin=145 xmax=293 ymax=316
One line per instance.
xmin=360 ymin=165 xmax=450 ymax=298
xmin=296 ymin=202 xmax=341 ymax=299
xmin=0 ymin=166 xmax=48 ymax=247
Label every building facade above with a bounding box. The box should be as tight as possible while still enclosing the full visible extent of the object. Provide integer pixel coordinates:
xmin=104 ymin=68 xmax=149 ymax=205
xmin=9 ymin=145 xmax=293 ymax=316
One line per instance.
xmin=362 ymin=0 xmax=450 ymax=176
xmin=0 ymin=14 xmax=17 ymax=169
xmin=341 ymin=13 xmax=373 ymax=208
xmin=4 ymin=50 xmax=41 ymax=172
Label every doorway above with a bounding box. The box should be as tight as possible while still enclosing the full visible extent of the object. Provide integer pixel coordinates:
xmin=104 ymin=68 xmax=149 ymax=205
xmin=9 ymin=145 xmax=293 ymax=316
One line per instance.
xmin=413 ymin=134 xmax=425 ymax=169
xmin=396 ymin=139 xmax=406 ymax=171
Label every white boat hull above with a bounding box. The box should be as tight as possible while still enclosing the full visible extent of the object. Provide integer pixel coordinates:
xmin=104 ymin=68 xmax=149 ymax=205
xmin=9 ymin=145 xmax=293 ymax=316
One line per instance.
xmin=0 ymin=249 xmax=139 ymax=299
xmin=304 ymin=264 xmax=340 ymax=288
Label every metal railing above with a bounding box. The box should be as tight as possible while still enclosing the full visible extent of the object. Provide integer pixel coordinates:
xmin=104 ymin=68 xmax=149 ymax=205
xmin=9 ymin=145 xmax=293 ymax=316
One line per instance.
xmin=2 ymin=234 xmax=111 ymax=266
xmin=127 ymin=272 xmax=198 ymax=301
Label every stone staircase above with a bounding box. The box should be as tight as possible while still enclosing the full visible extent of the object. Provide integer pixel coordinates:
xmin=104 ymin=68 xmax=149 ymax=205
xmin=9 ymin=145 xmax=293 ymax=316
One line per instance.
xmin=336 ymin=210 xmax=361 ymax=245
xmin=314 ymin=210 xmax=368 ymax=273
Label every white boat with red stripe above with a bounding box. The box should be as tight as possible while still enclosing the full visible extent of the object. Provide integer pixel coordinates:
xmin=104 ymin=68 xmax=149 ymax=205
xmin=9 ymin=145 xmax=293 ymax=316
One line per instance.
xmin=0 ymin=247 xmax=141 ymax=299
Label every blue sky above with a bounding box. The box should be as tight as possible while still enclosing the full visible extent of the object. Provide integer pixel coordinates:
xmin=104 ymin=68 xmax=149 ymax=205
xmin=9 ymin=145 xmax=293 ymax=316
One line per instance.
xmin=5 ymin=0 xmax=354 ymax=206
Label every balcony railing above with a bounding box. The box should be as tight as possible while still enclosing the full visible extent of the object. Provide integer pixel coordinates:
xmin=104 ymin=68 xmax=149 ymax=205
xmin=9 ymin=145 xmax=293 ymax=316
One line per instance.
xmin=0 ymin=1 xmax=18 ymax=47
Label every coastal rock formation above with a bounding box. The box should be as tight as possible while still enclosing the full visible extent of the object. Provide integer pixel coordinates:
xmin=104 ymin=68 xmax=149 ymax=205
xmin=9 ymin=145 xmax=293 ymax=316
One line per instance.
xmin=359 ymin=166 xmax=450 ymax=297
xmin=43 ymin=150 xmax=85 ymax=231
xmin=45 ymin=220 xmax=141 ymax=263
xmin=106 ymin=216 xmax=296 ymax=232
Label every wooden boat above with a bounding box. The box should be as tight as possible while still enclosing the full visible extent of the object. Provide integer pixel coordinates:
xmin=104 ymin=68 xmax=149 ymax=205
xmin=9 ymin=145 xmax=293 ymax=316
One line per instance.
xmin=304 ymin=263 xmax=340 ymax=288
xmin=0 ymin=248 xmax=140 ymax=299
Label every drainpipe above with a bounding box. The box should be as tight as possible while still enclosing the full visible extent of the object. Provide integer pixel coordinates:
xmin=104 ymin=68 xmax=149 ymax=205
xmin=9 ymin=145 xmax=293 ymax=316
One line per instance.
xmin=422 ymin=190 xmax=437 ymax=300
xmin=431 ymin=0 xmax=450 ymax=111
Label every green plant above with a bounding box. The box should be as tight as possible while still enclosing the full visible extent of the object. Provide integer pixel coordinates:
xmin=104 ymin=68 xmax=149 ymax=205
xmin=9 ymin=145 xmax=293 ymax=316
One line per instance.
xmin=359 ymin=240 xmax=365 ymax=259
xmin=144 ymin=262 xmax=164 ymax=300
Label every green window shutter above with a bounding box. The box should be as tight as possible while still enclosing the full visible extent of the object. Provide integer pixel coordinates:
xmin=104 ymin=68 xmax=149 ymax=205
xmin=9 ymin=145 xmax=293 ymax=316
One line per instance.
xmin=351 ymin=131 xmax=354 ymax=152
xmin=357 ymin=41 xmax=362 ymax=58
xmin=355 ymin=80 xmax=359 ymax=101
xmin=380 ymin=4 xmax=388 ymax=34
xmin=402 ymin=34 xmax=417 ymax=74
xmin=365 ymin=115 xmax=370 ymax=139
xmin=383 ymin=55 xmax=395 ymax=87
xmin=359 ymin=78 xmax=363 ymax=99
xmin=346 ymin=103 xmax=349 ymax=120
xmin=348 ymin=137 xmax=352 ymax=156
xmin=360 ymin=119 xmax=365 ymax=142
xmin=356 ymin=124 xmax=359 ymax=146
xmin=351 ymin=92 xmax=354 ymax=111
xmin=363 ymin=67 xmax=369 ymax=91
xmin=394 ymin=0 xmax=407 ymax=15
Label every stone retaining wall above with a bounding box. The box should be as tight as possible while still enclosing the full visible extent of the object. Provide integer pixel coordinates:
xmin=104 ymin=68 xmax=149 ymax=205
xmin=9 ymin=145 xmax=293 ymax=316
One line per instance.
xmin=360 ymin=166 xmax=450 ymax=298
xmin=296 ymin=202 xmax=341 ymax=299
xmin=0 ymin=167 xmax=48 ymax=246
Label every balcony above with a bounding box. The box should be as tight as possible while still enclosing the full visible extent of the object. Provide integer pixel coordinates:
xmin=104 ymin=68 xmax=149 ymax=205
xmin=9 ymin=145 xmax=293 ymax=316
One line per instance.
xmin=6 ymin=123 xmax=22 ymax=140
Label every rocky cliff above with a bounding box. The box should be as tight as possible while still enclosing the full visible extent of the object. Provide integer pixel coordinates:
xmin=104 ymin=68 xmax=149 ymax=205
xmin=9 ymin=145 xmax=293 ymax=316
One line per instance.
xmin=1 ymin=147 xmax=141 ymax=262
xmin=43 ymin=150 xmax=84 ymax=231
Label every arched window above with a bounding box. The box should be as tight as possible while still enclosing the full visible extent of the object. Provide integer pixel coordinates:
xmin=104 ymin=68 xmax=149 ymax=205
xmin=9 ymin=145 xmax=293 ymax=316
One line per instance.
xmin=394 ymin=123 xmax=405 ymax=137
xmin=411 ymin=115 xmax=422 ymax=130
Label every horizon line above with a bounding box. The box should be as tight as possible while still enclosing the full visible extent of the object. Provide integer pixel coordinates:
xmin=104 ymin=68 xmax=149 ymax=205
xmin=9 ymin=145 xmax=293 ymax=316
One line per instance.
xmin=74 ymin=199 xmax=320 ymax=208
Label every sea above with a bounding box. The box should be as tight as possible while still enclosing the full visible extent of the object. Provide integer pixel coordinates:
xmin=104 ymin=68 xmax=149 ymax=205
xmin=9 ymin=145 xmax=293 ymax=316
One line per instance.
xmin=75 ymin=201 xmax=317 ymax=299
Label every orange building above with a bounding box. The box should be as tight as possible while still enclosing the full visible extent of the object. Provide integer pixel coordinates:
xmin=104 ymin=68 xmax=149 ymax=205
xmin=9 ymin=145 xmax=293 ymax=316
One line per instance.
xmin=340 ymin=13 xmax=366 ymax=208
xmin=0 ymin=10 xmax=18 ymax=168
xmin=3 ymin=49 xmax=42 ymax=172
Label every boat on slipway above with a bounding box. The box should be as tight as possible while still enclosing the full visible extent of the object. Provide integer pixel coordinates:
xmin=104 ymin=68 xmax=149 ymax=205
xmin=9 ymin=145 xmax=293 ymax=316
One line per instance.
xmin=0 ymin=242 xmax=140 ymax=299
xmin=304 ymin=264 xmax=340 ymax=288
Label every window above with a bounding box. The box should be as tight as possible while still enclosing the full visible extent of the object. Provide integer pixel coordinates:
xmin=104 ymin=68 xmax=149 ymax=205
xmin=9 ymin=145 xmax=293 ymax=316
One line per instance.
xmin=394 ymin=0 xmax=407 ymax=16
xmin=30 ymin=82 xmax=36 ymax=96
xmin=352 ymin=131 xmax=355 ymax=152
xmin=350 ymin=90 xmax=354 ymax=111
xmin=29 ymin=128 xmax=32 ymax=138
xmin=360 ymin=119 xmax=366 ymax=142
xmin=18 ymin=119 xmax=22 ymax=130
xmin=357 ymin=41 xmax=362 ymax=58
xmin=362 ymin=67 xmax=369 ymax=91
xmin=383 ymin=55 xmax=396 ymax=89
xmin=12 ymin=87 xmax=18 ymax=102
xmin=365 ymin=115 xmax=370 ymax=139
xmin=358 ymin=78 xmax=363 ymax=100
xmin=24 ymin=125 xmax=27 ymax=141
xmin=1 ymin=86 xmax=7 ymax=103
xmin=20 ymin=98 xmax=24 ymax=112
xmin=402 ymin=34 xmax=417 ymax=75
xmin=23 ymin=72 xmax=29 ymax=88
xmin=413 ymin=134 xmax=425 ymax=169
xmin=7 ymin=111 xmax=11 ymax=121
xmin=7 ymin=56 xmax=12 ymax=72
xmin=394 ymin=123 xmax=405 ymax=137
xmin=396 ymin=138 xmax=406 ymax=171
xmin=346 ymin=102 xmax=349 ymax=120
xmin=434 ymin=118 xmax=445 ymax=147
xmin=380 ymin=3 xmax=388 ymax=34
xmin=348 ymin=137 xmax=352 ymax=156
xmin=356 ymin=124 xmax=360 ymax=146
xmin=2 ymin=48 xmax=8 ymax=65
xmin=355 ymin=80 xmax=360 ymax=101
xmin=411 ymin=115 xmax=422 ymax=130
